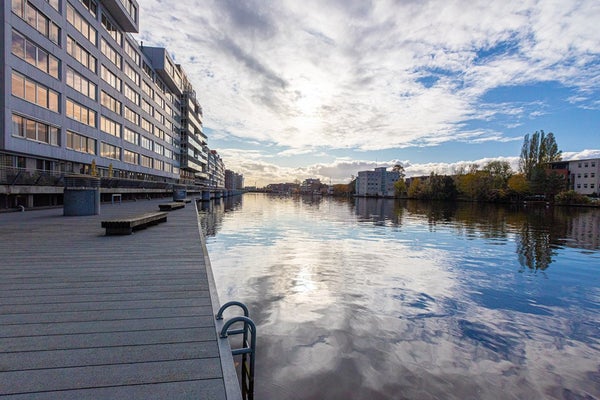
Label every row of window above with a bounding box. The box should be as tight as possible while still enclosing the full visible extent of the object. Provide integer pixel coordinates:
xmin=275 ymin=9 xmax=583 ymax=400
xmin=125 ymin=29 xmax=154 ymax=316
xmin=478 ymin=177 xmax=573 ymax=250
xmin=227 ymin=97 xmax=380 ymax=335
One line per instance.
xmin=576 ymin=183 xmax=596 ymax=189
xmin=12 ymin=114 xmax=59 ymax=146
xmin=577 ymin=162 xmax=597 ymax=168
xmin=12 ymin=0 xmax=60 ymax=45
xmin=576 ymin=173 xmax=596 ymax=179
xmin=67 ymin=35 xmax=96 ymax=73
xmin=12 ymin=71 xmax=60 ymax=113
xmin=67 ymin=2 xmax=96 ymax=45
xmin=12 ymin=30 xmax=60 ymax=79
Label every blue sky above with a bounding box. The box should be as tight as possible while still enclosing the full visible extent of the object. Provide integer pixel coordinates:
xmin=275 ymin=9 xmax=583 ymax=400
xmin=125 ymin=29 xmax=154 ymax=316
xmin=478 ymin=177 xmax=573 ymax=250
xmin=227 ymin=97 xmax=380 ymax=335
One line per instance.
xmin=137 ymin=0 xmax=600 ymax=186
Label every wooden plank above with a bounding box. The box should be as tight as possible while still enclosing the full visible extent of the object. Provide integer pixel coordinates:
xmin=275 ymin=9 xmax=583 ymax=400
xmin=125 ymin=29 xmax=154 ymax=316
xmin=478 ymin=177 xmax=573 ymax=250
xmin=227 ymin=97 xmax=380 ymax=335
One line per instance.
xmin=159 ymin=202 xmax=185 ymax=211
xmin=0 ymin=199 xmax=241 ymax=399
xmin=1 ymin=379 xmax=226 ymax=400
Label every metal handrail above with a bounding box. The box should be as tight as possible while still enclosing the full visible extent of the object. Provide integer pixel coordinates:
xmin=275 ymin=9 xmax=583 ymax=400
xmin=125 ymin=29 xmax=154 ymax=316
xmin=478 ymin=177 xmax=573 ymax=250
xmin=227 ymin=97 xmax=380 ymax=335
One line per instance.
xmin=217 ymin=303 xmax=256 ymax=400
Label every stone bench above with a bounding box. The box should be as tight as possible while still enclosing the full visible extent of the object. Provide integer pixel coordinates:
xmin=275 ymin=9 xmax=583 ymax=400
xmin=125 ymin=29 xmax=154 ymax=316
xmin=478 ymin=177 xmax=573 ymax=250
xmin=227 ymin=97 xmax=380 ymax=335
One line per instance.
xmin=101 ymin=212 xmax=168 ymax=235
xmin=159 ymin=202 xmax=185 ymax=211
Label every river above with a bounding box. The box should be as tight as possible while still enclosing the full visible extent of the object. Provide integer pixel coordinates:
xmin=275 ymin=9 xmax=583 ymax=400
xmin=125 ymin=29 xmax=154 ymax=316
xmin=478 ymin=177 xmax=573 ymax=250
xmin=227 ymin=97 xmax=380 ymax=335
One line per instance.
xmin=199 ymin=193 xmax=600 ymax=400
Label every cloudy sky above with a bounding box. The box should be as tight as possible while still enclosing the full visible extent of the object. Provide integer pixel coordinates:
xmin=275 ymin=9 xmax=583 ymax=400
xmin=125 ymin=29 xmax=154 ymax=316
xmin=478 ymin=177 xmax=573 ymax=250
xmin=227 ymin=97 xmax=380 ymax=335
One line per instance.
xmin=137 ymin=0 xmax=600 ymax=186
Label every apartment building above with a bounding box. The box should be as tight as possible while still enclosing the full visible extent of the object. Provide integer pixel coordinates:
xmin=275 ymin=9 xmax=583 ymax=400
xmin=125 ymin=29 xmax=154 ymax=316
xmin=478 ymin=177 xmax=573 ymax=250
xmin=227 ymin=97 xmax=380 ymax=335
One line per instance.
xmin=568 ymin=158 xmax=599 ymax=195
xmin=550 ymin=158 xmax=599 ymax=195
xmin=355 ymin=167 xmax=400 ymax=197
xmin=207 ymin=149 xmax=224 ymax=188
xmin=0 ymin=0 xmax=231 ymax=208
xmin=224 ymin=169 xmax=244 ymax=190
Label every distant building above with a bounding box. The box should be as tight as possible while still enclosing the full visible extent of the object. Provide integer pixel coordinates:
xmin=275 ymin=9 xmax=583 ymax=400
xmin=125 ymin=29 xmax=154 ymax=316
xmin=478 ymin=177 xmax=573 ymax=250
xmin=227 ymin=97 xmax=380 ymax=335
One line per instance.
xmin=355 ymin=167 xmax=400 ymax=197
xmin=266 ymin=182 xmax=299 ymax=194
xmin=224 ymin=169 xmax=244 ymax=190
xmin=206 ymin=150 xmax=224 ymax=188
xmin=301 ymin=178 xmax=322 ymax=194
xmin=550 ymin=158 xmax=599 ymax=195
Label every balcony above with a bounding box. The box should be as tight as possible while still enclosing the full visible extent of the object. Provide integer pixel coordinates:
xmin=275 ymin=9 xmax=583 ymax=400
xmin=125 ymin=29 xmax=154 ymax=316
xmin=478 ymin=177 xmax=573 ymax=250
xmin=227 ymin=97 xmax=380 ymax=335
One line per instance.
xmin=102 ymin=0 xmax=139 ymax=32
xmin=141 ymin=47 xmax=182 ymax=95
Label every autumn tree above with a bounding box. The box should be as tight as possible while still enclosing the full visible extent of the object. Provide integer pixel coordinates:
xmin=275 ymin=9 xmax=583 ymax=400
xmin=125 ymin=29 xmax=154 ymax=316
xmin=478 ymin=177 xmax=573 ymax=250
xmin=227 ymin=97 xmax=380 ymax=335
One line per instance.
xmin=519 ymin=130 xmax=561 ymax=180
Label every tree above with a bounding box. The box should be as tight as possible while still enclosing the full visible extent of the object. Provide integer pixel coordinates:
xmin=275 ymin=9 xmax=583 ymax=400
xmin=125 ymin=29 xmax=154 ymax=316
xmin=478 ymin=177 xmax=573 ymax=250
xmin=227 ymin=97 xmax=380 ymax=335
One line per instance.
xmin=519 ymin=130 xmax=561 ymax=180
xmin=508 ymin=174 xmax=529 ymax=196
xmin=407 ymin=177 xmax=424 ymax=198
xmin=482 ymin=160 xmax=512 ymax=186
xmin=394 ymin=179 xmax=406 ymax=197
xmin=392 ymin=163 xmax=406 ymax=182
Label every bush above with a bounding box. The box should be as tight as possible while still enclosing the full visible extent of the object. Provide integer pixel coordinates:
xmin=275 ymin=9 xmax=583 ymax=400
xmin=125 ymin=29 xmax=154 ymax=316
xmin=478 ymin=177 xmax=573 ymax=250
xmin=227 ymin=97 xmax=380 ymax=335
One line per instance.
xmin=555 ymin=190 xmax=591 ymax=205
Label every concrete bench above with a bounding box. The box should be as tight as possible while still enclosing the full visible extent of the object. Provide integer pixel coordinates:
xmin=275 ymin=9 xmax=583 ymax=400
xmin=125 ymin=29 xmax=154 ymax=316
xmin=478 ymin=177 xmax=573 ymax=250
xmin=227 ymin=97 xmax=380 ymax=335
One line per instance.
xmin=101 ymin=212 xmax=168 ymax=235
xmin=159 ymin=202 xmax=185 ymax=211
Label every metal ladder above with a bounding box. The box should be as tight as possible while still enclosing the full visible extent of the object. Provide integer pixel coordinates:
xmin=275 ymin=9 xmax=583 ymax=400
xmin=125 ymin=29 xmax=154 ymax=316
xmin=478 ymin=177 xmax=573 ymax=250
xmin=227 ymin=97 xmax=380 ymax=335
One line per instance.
xmin=216 ymin=301 xmax=256 ymax=400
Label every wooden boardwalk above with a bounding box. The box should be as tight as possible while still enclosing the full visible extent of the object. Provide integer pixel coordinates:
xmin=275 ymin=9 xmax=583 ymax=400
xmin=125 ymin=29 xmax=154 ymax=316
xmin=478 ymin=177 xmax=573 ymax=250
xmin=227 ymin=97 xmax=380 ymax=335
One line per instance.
xmin=0 ymin=199 xmax=241 ymax=399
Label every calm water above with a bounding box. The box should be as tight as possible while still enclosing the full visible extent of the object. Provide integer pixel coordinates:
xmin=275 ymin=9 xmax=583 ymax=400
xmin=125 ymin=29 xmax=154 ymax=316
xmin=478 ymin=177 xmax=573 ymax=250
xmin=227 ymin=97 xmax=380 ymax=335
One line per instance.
xmin=199 ymin=194 xmax=600 ymax=400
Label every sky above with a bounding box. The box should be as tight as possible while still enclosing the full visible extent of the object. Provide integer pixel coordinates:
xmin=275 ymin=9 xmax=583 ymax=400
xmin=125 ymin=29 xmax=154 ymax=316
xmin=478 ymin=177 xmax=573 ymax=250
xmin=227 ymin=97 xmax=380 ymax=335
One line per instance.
xmin=137 ymin=0 xmax=600 ymax=187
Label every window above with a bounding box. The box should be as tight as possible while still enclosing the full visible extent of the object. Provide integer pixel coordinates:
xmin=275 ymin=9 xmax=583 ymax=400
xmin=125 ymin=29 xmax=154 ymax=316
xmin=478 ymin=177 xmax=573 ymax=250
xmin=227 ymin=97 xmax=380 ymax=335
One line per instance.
xmin=101 ymin=91 xmax=121 ymax=114
xmin=123 ymin=84 xmax=139 ymax=105
xmin=124 ymin=62 xmax=140 ymax=85
xmin=119 ymin=0 xmax=137 ymax=21
xmin=154 ymin=126 xmax=164 ymax=140
xmin=142 ymin=80 xmax=154 ymax=98
xmin=155 ymin=142 xmax=164 ymax=156
xmin=124 ymin=106 xmax=139 ymax=124
xmin=67 ymin=36 xmax=96 ymax=73
xmin=123 ymin=127 xmax=139 ymax=144
xmin=592 ymin=162 xmax=596 ymax=167
xmin=583 ymin=184 xmax=588 ymax=188
xmin=584 ymin=163 xmax=588 ymax=168
xmin=142 ymin=62 xmax=152 ymax=78
xmin=100 ymin=142 xmax=120 ymax=160
xmin=154 ymin=159 xmax=164 ymax=171
xmin=65 ymin=98 xmax=96 ymax=127
xmin=577 ymin=184 xmax=581 ymax=188
xmin=78 ymin=0 xmax=97 ymax=17
xmin=140 ymin=154 xmax=153 ymax=168
xmin=578 ymin=163 xmax=582 ymax=168
xmin=11 ymin=71 xmax=59 ymax=112
xmin=12 ymin=113 xmax=59 ymax=145
xmin=46 ymin=0 xmax=59 ymax=10
xmin=67 ymin=3 xmax=96 ymax=45
xmin=578 ymin=174 xmax=581 ymax=178
xmin=140 ymin=136 xmax=153 ymax=151
xmin=124 ymin=40 xmax=140 ymax=65
xmin=101 ymin=38 xmax=122 ymax=69
xmin=101 ymin=13 xmax=122 ymax=45
xmin=67 ymin=130 xmax=96 ymax=154
xmin=592 ymin=173 xmax=596 ymax=178
xmin=123 ymin=149 xmax=138 ymax=164
xmin=100 ymin=116 xmax=121 ymax=137
xmin=12 ymin=30 xmax=59 ymax=78
xmin=100 ymin=65 xmax=121 ymax=91
xmin=591 ymin=184 xmax=596 ymax=189
xmin=66 ymin=67 xmax=96 ymax=100
xmin=141 ymin=118 xmax=152 ymax=133
xmin=141 ymin=99 xmax=153 ymax=116
xmin=12 ymin=0 xmax=60 ymax=44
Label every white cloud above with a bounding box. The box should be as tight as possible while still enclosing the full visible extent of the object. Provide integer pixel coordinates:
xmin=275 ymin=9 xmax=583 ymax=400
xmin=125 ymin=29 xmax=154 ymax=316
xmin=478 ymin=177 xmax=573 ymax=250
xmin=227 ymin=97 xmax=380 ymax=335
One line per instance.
xmin=138 ymin=0 xmax=600 ymax=154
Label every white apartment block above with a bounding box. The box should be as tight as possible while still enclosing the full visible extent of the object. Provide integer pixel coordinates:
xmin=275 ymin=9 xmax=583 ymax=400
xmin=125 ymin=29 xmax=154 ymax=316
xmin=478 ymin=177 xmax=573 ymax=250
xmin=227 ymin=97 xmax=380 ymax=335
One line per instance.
xmin=1 ymin=0 xmax=223 ymax=208
xmin=355 ymin=167 xmax=400 ymax=197
xmin=569 ymin=158 xmax=599 ymax=195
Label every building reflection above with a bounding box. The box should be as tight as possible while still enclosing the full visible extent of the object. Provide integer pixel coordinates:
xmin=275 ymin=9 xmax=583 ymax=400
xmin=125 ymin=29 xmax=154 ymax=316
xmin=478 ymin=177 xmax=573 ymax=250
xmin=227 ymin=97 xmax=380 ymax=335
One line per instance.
xmin=198 ymin=195 xmax=243 ymax=237
xmin=354 ymin=198 xmax=600 ymax=270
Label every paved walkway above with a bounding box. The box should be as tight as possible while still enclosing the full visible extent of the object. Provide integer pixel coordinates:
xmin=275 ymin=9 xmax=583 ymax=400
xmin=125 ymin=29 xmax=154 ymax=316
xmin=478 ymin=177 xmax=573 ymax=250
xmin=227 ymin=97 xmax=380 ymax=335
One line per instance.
xmin=0 ymin=199 xmax=241 ymax=399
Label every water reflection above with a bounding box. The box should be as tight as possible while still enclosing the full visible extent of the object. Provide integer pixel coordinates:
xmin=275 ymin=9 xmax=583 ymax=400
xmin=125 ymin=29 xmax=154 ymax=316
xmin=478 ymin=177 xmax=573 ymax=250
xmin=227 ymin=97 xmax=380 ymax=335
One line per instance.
xmin=201 ymin=194 xmax=600 ymax=400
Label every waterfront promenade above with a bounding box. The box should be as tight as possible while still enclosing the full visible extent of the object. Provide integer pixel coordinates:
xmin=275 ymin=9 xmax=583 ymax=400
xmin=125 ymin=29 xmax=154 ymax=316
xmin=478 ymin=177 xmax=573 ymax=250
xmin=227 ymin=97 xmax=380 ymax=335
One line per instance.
xmin=0 ymin=199 xmax=241 ymax=399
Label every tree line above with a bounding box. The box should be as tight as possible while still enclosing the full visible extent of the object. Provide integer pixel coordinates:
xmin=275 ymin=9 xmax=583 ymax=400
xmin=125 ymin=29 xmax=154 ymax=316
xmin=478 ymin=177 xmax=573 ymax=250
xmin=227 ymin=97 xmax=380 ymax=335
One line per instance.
xmin=393 ymin=131 xmax=593 ymax=205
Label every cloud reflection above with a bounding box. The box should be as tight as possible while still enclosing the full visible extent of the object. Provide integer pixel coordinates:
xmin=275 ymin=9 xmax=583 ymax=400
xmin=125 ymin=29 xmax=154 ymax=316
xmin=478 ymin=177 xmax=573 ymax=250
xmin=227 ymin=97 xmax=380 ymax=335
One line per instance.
xmin=202 ymin=195 xmax=600 ymax=399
